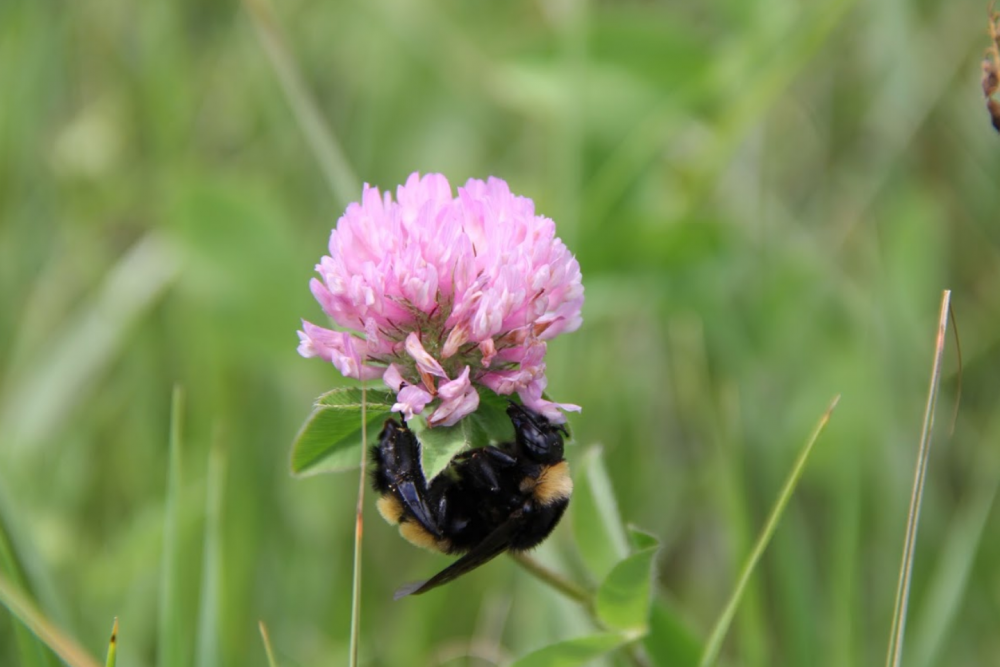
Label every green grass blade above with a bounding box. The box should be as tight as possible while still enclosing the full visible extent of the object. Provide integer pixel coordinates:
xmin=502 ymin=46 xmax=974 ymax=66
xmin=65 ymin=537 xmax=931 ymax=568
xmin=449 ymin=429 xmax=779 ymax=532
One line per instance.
xmin=885 ymin=290 xmax=952 ymax=667
xmin=104 ymin=618 xmax=118 ymax=667
xmin=0 ymin=571 xmax=100 ymax=667
xmin=0 ymin=500 xmax=53 ymax=667
xmin=348 ymin=384 xmax=368 ymax=667
xmin=585 ymin=0 xmax=858 ymax=227
xmin=0 ymin=233 xmax=177 ymax=667
xmin=241 ymin=0 xmax=360 ymax=207
xmin=827 ymin=446 xmax=861 ymax=667
xmin=910 ymin=467 xmax=999 ymax=667
xmin=715 ymin=384 xmax=767 ymax=666
xmin=698 ymin=394 xmax=840 ymax=667
xmin=258 ymin=620 xmax=279 ymax=667
xmin=0 ymin=233 xmax=179 ymax=455
xmin=195 ymin=433 xmax=226 ymax=667
xmin=158 ymin=386 xmax=186 ymax=667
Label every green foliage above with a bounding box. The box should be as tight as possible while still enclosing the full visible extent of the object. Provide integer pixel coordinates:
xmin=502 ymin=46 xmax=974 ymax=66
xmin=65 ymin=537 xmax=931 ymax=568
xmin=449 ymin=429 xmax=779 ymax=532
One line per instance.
xmin=0 ymin=572 xmax=100 ymax=667
xmin=290 ymin=388 xmax=395 ymax=476
xmin=595 ymin=546 xmax=657 ymax=634
xmin=645 ymin=599 xmax=702 ymax=667
xmin=290 ymin=386 xmax=515 ymax=479
xmin=407 ymin=389 xmax=515 ymax=480
xmin=510 ymin=632 xmax=636 ymax=667
xmin=2 ymin=0 xmax=999 ymax=665
xmin=157 ymin=387 xmax=186 ymax=667
xmin=572 ymin=448 xmax=630 ymax=582
xmin=529 ymin=443 xmax=695 ymax=665
xmin=699 ymin=397 xmax=838 ymax=667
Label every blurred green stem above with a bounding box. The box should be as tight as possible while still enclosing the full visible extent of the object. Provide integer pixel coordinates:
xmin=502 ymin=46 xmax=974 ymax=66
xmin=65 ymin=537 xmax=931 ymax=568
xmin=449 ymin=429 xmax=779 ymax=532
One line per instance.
xmin=258 ymin=621 xmax=279 ymax=667
xmin=242 ymin=0 xmax=360 ymax=206
xmin=699 ymin=395 xmax=841 ymax=667
xmin=0 ymin=572 xmax=100 ymax=667
xmin=157 ymin=386 xmax=185 ymax=667
xmin=509 ymin=552 xmax=649 ymax=667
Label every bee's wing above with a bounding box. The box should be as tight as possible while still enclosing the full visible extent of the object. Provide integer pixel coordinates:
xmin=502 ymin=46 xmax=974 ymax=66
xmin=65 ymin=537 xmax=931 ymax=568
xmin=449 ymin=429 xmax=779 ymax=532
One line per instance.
xmin=393 ymin=509 xmax=524 ymax=600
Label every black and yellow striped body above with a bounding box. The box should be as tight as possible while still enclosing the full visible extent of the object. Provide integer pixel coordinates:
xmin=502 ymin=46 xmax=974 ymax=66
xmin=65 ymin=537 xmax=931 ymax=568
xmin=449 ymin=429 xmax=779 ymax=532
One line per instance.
xmin=370 ymin=403 xmax=572 ymax=596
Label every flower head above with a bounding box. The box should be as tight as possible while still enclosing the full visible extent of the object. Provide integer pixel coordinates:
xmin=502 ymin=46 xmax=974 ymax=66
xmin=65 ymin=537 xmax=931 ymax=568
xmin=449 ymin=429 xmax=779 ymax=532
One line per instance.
xmin=298 ymin=172 xmax=583 ymax=426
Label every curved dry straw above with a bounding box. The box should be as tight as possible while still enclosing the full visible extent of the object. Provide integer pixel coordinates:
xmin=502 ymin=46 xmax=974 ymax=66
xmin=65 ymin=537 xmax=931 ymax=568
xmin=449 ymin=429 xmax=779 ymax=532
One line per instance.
xmin=0 ymin=571 xmax=102 ymax=667
xmin=885 ymin=289 xmax=952 ymax=667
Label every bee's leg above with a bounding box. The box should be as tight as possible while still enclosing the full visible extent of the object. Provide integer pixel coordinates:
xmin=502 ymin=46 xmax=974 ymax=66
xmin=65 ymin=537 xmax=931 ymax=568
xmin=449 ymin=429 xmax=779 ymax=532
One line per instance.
xmin=450 ymin=446 xmax=518 ymax=491
xmin=371 ymin=419 xmax=444 ymax=539
xmin=422 ymin=446 xmax=519 ymax=552
xmin=429 ymin=490 xmax=467 ymax=539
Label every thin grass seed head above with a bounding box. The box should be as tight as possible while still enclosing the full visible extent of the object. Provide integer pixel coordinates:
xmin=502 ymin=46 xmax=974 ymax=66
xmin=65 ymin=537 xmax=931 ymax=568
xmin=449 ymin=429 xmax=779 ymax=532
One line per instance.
xmin=298 ymin=172 xmax=584 ymax=426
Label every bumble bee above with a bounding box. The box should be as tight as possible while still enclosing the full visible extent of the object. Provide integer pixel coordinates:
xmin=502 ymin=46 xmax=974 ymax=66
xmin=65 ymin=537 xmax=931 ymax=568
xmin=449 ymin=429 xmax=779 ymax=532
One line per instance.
xmin=370 ymin=402 xmax=572 ymax=598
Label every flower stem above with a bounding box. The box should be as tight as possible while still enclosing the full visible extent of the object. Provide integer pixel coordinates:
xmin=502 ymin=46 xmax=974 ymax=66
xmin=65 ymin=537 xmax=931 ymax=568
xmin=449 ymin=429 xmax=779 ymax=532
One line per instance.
xmin=508 ymin=552 xmax=592 ymax=608
xmin=348 ymin=384 xmax=368 ymax=667
xmin=508 ymin=553 xmax=650 ymax=667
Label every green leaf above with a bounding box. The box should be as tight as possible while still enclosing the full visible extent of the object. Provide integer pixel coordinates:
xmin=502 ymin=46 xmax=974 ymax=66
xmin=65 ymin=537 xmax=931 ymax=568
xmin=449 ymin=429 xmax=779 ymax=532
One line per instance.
xmin=644 ymin=598 xmax=703 ymax=667
xmin=628 ymin=526 xmax=660 ymax=551
xmin=412 ymin=391 xmax=514 ymax=480
xmin=595 ymin=546 xmax=658 ymax=633
xmin=572 ymin=447 xmax=629 ymax=581
xmin=471 ymin=389 xmax=517 ymax=444
xmin=509 ymin=632 xmax=636 ymax=667
xmin=410 ymin=418 xmax=476 ymax=482
xmin=158 ymin=386 xmax=186 ymax=667
xmin=291 ymin=386 xmax=517 ymax=479
xmin=289 ymin=388 xmax=395 ymax=477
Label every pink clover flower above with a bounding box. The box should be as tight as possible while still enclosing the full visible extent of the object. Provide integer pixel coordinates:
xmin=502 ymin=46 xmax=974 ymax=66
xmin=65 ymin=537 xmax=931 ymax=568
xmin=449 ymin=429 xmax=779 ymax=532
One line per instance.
xmin=298 ymin=172 xmax=583 ymax=426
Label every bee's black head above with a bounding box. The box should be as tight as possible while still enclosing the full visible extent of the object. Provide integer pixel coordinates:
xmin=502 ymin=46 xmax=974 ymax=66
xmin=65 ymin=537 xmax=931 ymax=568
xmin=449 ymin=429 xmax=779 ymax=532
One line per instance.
xmin=507 ymin=402 xmax=567 ymax=464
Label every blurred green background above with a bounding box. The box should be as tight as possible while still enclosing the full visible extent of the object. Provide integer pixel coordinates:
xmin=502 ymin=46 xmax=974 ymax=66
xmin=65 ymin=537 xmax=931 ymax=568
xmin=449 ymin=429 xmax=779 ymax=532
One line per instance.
xmin=2 ymin=0 xmax=999 ymax=665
